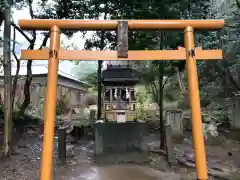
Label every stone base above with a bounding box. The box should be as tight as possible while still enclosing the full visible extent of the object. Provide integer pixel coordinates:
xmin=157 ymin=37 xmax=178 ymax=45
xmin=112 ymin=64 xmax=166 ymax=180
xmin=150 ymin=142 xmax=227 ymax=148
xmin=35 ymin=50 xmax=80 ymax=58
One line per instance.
xmin=94 ymin=122 xmax=148 ymax=163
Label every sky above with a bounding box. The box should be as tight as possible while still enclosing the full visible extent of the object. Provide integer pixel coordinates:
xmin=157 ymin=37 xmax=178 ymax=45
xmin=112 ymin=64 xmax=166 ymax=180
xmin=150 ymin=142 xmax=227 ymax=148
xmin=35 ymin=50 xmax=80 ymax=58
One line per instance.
xmin=0 ymin=0 xmax=93 ymax=78
xmin=0 ymin=0 xmax=118 ymax=79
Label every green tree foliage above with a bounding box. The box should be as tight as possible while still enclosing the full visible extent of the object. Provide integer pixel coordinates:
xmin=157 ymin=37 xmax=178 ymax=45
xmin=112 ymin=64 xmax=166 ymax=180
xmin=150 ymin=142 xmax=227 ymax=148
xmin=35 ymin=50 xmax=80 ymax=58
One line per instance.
xmin=74 ymin=61 xmax=98 ymax=80
xmin=122 ymin=0 xmax=189 ymax=149
xmin=83 ymin=71 xmax=98 ymax=92
xmin=196 ymin=0 xmax=240 ymax=104
xmin=47 ymin=0 xmax=192 ymax=149
xmin=169 ymin=0 xmax=240 ymax=124
xmin=10 ymin=0 xmax=239 ymax=147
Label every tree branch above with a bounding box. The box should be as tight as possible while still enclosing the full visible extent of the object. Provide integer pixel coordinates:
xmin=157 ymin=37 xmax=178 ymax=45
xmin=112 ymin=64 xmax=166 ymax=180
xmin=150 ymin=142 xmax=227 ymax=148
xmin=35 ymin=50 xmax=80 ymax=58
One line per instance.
xmin=11 ymin=22 xmax=32 ymax=43
xmin=151 ymin=82 xmax=158 ymax=103
xmin=39 ymin=32 xmax=50 ymax=49
xmin=12 ymin=27 xmax=18 ymax=61
xmin=236 ymin=0 xmax=240 ymax=8
xmin=28 ymin=0 xmax=36 ymax=42
xmin=162 ymin=76 xmax=169 ymax=89
xmin=232 ymin=11 xmax=240 ymax=16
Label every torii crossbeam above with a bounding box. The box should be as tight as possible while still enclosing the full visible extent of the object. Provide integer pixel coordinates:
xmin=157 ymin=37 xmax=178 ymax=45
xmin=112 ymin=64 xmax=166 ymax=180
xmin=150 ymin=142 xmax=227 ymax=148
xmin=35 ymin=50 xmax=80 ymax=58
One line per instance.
xmin=19 ymin=19 xmax=224 ymax=180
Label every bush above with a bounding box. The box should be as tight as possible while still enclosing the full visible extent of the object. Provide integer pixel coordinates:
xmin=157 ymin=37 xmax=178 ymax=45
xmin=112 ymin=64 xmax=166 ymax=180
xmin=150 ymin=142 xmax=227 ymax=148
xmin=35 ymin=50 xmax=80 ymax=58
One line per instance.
xmin=136 ymin=104 xmax=148 ymax=120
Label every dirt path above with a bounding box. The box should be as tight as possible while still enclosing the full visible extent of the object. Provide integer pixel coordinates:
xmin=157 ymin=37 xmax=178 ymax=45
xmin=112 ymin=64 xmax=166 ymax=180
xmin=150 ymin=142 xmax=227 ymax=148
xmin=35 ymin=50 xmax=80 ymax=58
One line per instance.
xmin=54 ymin=164 xmax=184 ymax=180
xmin=0 ymin=133 xmax=186 ymax=180
xmin=0 ymin=131 xmax=240 ymax=180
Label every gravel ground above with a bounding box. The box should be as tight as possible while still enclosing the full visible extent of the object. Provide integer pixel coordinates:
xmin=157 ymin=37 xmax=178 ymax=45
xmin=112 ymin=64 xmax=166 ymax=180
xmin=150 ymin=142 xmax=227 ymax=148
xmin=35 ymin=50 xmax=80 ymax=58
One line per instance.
xmin=0 ymin=130 xmax=239 ymax=180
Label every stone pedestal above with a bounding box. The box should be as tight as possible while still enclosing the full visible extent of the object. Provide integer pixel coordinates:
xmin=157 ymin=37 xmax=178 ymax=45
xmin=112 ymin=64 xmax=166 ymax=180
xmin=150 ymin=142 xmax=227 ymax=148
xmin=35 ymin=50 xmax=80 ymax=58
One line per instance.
xmin=165 ymin=110 xmax=184 ymax=143
xmin=165 ymin=110 xmax=183 ymax=135
xmin=94 ymin=121 xmax=148 ymax=163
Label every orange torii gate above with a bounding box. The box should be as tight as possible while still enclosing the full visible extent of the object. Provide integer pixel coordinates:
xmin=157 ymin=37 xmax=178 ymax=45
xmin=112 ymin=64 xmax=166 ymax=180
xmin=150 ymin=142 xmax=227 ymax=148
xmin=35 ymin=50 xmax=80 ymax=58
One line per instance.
xmin=19 ymin=19 xmax=224 ymax=180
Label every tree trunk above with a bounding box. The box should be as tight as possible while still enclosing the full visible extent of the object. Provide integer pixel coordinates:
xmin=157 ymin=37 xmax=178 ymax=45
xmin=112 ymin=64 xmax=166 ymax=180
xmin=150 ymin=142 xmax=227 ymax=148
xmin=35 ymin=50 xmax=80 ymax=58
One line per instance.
xmin=16 ymin=33 xmax=49 ymax=133
xmin=176 ymin=68 xmax=186 ymax=95
xmin=96 ymin=2 xmax=108 ymax=120
xmin=158 ymin=32 xmax=165 ymax=150
xmin=12 ymin=27 xmax=21 ymax=110
xmin=159 ymin=61 xmax=165 ymax=149
xmin=0 ymin=11 xmax=4 ymax=27
xmin=16 ymin=60 xmax=32 ymax=134
xmin=11 ymin=61 xmax=20 ymax=109
xmin=18 ymin=61 xmax=32 ymax=115
xmin=2 ymin=5 xmax=12 ymax=157
xmin=97 ymin=60 xmax=102 ymax=120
